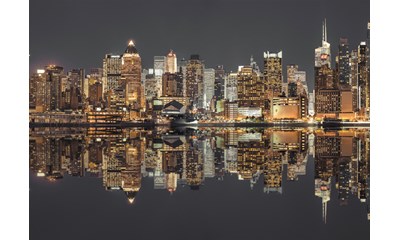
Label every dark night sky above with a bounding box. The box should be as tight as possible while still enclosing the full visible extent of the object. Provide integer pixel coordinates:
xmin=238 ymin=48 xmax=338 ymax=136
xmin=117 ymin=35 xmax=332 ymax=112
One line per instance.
xmin=29 ymin=0 xmax=370 ymax=90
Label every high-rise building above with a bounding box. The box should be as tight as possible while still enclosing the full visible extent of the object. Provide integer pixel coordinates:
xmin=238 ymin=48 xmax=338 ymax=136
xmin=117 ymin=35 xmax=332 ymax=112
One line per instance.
xmin=103 ymin=54 xmax=124 ymax=110
xmin=237 ymin=66 xmax=264 ymax=109
xmin=29 ymin=69 xmax=46 ymax=112
xmin=287 ymin=64 xmax=308 ymax=97
xmin=122 ymin=40 xmax=143 ymax=117
xmin=166 ymin=50 xmax=177 ymax=73
xmin=264 ymin=51 xmax=283 ymax=96
xmin=204 ymin=68 xmax=215 ymax=110
xmin=225 ymin=72 xmax=238 ymax=101
xmin=102 ymin=54 xmax=122 ymax=93
xmin=67 ymin=68 xmax=85 ymax=110
xmin=154 ymin=56 xmax=166 ymax=97
xmin=185 ymin=54 xmax=204 ymax=109
xmin=214 ymin=65 xmax=225 ymax=100
xmin=44 ymin=65 xmax=64 ymax=112
xmin=358 ymin=42 xmax=369 ymax=120
xmin=88 ymin=81 xmax=103 ymax=106
xmin=162 ymin=72 xmax=184 ymax=97
xmin=338 ymin=38 xmax=350 ymax=85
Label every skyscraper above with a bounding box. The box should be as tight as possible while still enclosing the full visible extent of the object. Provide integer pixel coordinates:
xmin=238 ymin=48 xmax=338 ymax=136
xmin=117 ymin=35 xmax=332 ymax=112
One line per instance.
xmin=204 ymin=68 xmax=215 ymax=110
xmin=214 ymin=65 xmax=225 ymax=100
xmin=44 ymin=65 xmax=64 ymax=112
xmin=166 ymin=50 xmax=177 ymax=74
xmin=357 ymin=42 xmax=369 ymax=119
xmin=102 ymin=54 xmax=124 ymax=110
xmin=154 ymin=56 xmax=166 ymax=97
xmin=237 ymin=66 xmax=264 ymax=109
xmin=185 ymin=54 xmax=204 ymax=109
xmin=338 ymin=38 xmax=350 ymax=85
xmin=225 ymin=72 xmax=238 ymax=101
xmin=264 ymin=51 xmax=283 ymax=96
xmin=121 ymin=40 xmax=143 ymax=117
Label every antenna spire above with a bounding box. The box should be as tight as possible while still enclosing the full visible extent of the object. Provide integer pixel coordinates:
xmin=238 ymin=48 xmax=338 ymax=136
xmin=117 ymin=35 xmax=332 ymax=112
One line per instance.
xmin=325 ymin=18 xmax=328 ymax=42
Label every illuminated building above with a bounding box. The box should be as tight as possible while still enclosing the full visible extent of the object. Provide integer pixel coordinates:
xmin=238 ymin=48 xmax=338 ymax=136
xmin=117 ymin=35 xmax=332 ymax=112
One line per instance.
xmin=122 ymin=40 xmax=143 ymax=118
xmin=350 ymin=50 xmax=359 ymax=111
xmin=44 ymin=65 xmax=64 ymax=112
xmin=357 ymin=42 xmax=369 ymax=120
xmin=162 ymin=72 xmax=184 ymax=97
xmin=237 ymin=66 xmax=264 ymax=111
xmin=264 ymin=51 xmax=283 ymax=97
xmin=29 ymin=69 xmax=46 ymax=112
xmin=67 ymin=68 xmax=85 ymax=110
xmin=271 ymin=96 xmax=307 ymax=120
xmin=225 ymin=72 xmax=238 ymax=101
xmin=338 ymin=38 xmax=350 ymax=85
xmin=204 ymin=68 xmax=215 ymax=110
xmin=154 ymin=56 xmax=166 ymax=97
xmin=166 ymin=50 xmax=177 ymax=73
xmin=88 ymin=81 xmax=103 ymax=106
xmin=102 ymin=54 xmax=122 ymax=95
xmin=102 ymin=54 xmax=124 ymax=110
xmin=224 ymin=101 xmax=238 ymax=120
xmin=185 ymin=54 xmax=204 ymax=109
xmin=214 ymin=65 xmax=225 ymax=101
xmin=143 ymin=71 xmax=158 ymax=101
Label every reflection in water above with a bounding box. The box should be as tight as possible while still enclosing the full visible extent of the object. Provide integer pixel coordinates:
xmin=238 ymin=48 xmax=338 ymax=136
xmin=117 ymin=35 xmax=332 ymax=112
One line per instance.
xmin=29 ymin=127 xmax=370 ymax=223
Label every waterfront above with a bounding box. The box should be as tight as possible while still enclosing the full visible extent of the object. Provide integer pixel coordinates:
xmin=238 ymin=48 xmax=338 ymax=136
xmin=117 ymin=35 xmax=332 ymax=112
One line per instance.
xmin=30 ymin=127 xmax=369 ymax=240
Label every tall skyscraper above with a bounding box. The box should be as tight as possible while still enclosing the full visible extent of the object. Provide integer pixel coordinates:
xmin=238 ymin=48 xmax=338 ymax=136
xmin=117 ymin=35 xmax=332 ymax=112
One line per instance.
xmin=237 ymin=66 xmax=264 ymax=108
xmin=67 ymin=68 xmax=85 ymax=110
xmin=29 ymin=69 xmax=46 ymax=112
xmin=214 ymin=65 xmax=225 ymax=100
xmin=166 ymin=50 xmax=177 ymax=73
xmin=204 ymin=68 xmax=215 ymax=110
xmin=185 ymin=54 xmax=204 ymax=109
xmin=357 ymin=42 xmax=369 ymax=119
xmin=225 ymin=72 xmax=238 ymax=101
xmin=44 ymin=65 xmax=64 ymax=112
xmin=154 ymin=56 xmax=166 ymax=97
xmin=102 ymin=54 xmax=124 ymax=110
xmin=338 ymin=38 xmax=350 ymax=85
xmin=122 ymin=40 xmax=143 ymax=116
xmin=264 ymin=51 xmax=283 ymax=97
xmin=102 ymin=54 xmax=122 ymax=93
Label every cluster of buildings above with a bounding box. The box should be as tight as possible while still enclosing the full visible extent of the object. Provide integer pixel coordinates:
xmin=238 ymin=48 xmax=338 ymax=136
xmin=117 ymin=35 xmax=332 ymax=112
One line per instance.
xmin=29 ymin=20 xmax=370 ymax=123
xmin=312 ymin=20 xmax=370 ymax=121
xmin=30 ymin=127 xmax=370 ymax=221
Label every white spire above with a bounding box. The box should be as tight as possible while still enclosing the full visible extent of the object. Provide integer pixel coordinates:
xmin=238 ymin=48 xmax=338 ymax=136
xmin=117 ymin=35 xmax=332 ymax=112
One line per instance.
xmin=325 ymin=18 xmax=328 ymax=42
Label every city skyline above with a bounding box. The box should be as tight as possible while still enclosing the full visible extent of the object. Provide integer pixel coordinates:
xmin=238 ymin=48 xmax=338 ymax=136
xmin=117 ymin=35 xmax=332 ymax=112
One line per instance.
xmin=26 ymin=1 xmax=373 ymax=239
xmin=30 ymin=0 xmax=370 ymax=92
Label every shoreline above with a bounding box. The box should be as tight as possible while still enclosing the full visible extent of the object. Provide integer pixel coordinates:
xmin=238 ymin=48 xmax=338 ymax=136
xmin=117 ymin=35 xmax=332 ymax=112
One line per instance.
xmin=29 ymin=121 xmax=370 ymax=128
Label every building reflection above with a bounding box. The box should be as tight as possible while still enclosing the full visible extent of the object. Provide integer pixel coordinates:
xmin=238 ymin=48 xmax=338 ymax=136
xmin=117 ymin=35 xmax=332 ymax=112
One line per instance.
xmin=29 ymin=127 xmax=370 ymax=221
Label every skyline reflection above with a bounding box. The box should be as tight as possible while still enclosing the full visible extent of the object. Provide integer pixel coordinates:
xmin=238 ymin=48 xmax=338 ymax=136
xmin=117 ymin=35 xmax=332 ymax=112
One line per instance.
xmin=30 ymin=127 xmax=370 ymax=224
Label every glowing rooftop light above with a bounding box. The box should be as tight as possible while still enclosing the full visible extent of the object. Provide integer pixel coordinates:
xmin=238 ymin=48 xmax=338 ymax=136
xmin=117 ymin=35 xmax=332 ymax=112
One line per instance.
xmin=128 ymin=40 xmax=134 ymax=46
